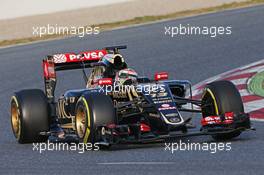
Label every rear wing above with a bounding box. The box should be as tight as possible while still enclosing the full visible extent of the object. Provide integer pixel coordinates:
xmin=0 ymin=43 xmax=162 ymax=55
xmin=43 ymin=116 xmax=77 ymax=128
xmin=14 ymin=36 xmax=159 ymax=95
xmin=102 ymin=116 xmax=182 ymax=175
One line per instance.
xmin=42 ymin=45 xmax=127 ymax=100
xmin=43 ymin=45 xmax=128 ymax=77
xmin=43 ymin=49 xmax=107 ymax=73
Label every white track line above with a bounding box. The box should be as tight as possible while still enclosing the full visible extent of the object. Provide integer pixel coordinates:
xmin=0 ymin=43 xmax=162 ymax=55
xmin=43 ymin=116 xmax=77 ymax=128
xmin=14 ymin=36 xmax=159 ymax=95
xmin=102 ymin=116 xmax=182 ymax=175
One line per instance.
xmin=251 ymin=118 xmax=264 ymax=122
xmin=230 ymin=78 xmax=248 ymax=85
xmin=239 ymin=89 xmax=251 ymax=96
xmin=237 ymin=59 xmax=264 ymax=70
xmin=229 ymin=65 xmax=264 ymax=76
xmin=244 ymin=99 xmax=264 ymax=113
xmin=97 ymin=162 xmax=176 ymax=165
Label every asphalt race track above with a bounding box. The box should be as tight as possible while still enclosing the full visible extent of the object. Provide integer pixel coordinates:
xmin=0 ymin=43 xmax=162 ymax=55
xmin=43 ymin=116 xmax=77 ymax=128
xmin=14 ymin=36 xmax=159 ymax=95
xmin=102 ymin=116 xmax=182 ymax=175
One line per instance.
xmin=0 ymin=5 xmax=264 ymax=175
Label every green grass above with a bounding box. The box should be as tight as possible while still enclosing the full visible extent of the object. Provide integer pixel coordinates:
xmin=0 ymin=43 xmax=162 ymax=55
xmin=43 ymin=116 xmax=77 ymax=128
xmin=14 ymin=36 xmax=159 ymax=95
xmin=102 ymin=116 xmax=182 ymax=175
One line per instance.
xmin=1 ymin=0 xmax=264 ymax=47
xmin=248 ymin=71 xmax=264 ymax=97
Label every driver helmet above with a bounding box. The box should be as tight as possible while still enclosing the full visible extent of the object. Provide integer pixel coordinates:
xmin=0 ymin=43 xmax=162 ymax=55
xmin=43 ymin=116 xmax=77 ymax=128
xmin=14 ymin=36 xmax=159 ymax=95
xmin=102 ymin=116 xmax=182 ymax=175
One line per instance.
xmin=101 ymin=53 xmax=127 ymax=70
xmin=115 ymin=68 xmax=138 ymax=85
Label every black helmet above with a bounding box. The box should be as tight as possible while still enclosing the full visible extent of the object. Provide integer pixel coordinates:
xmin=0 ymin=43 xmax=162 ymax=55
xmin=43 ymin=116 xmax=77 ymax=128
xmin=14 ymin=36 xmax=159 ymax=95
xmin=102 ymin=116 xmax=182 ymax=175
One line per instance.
xmin=101 ymin=54 xmax=127 ymax=70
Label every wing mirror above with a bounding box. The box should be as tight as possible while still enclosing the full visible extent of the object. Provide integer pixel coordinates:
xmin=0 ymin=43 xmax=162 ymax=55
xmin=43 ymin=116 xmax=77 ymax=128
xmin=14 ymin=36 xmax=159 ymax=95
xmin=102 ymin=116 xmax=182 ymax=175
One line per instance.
xmin=154 ymin=72 xmax=168 ymax=81
xmin=98 ymin=78 xmax=113 ymax=86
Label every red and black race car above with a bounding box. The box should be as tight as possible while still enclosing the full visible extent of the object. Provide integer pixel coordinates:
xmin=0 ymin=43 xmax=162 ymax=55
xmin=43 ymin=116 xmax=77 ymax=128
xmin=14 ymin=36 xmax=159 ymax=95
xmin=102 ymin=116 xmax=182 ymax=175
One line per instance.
xmin=10 ymin=45 xmax=253 ymax=147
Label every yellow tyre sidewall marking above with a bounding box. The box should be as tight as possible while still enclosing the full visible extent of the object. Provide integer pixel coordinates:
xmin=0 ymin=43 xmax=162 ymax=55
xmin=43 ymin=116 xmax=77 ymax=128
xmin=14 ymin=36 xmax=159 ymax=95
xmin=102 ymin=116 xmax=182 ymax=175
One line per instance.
xmin=11 ymin=96 xmax=21 ymax=140
xmin=82 ymin=97 xmax=91 ymax=144
xmin=205 ymin=88 xmax=219 ymax=115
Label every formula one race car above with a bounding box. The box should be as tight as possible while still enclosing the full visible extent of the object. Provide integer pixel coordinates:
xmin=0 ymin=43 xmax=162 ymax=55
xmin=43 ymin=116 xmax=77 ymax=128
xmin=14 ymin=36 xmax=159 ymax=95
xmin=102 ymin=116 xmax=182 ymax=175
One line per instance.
xmin=10 ymin=45 xmax=253 ymax=147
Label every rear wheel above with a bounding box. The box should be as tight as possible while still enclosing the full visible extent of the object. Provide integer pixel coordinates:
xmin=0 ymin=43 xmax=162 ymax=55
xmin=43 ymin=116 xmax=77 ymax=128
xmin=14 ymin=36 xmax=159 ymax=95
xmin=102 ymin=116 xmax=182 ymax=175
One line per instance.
xmin=75 ymin=92 xmax=116 ymax=147
xmin=201 ymin=80 xmax=247 ymax=140
xmin=11 ymin=89 xmax=50 ymax=143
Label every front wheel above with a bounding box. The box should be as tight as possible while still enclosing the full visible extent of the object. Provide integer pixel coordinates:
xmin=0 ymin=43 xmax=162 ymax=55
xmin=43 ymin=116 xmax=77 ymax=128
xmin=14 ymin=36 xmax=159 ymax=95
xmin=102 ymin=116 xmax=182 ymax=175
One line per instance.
xmin=201 ymin=80 xmax=250 ymax=140
xmin=75 ymin=92 xmax=116 ymax=146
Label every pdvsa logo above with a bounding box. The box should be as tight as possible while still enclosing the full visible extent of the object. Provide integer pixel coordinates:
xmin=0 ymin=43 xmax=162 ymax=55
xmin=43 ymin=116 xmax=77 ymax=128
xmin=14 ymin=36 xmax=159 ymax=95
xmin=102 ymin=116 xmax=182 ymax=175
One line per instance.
xmin=69 ymin=50 xmax=106 ymax=61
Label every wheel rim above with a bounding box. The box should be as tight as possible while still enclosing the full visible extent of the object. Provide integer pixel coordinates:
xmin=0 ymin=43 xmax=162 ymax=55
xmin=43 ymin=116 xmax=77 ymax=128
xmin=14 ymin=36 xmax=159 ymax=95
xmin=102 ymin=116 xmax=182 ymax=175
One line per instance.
xmin=76 ymin=106 xmax=86 ymax=139
xmin=201 ymin=90 xmax=217 ymax=117
xmin=11 ymin=101 xmax=20 ymax=138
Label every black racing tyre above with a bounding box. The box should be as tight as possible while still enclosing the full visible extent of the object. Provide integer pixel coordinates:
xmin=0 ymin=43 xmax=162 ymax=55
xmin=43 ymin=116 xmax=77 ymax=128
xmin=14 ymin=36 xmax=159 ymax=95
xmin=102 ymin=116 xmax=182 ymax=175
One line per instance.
xmin=11 ymin=89 xmax=50 ymax=143
xmin=201 ymin=80 xmax=245 ymax=140
xmin=75 ymin=92 xmax=116 ymax=146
